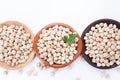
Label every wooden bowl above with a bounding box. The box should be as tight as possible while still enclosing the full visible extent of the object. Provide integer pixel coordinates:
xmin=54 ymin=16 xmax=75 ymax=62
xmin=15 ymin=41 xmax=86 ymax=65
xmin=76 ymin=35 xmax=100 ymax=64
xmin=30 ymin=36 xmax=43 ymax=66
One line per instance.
xmin=0 ymin=21 xmax=35 ymax=70
xmin=34 ymin=23 xmax=82 ymax=68
xmin=81 ymin=19 xmax=120 ymax=69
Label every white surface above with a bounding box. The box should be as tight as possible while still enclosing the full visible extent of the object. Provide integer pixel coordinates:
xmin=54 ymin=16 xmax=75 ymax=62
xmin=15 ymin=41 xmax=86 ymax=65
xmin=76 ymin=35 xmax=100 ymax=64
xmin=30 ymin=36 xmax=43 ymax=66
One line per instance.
xmin=0 ymin=0 xmax=120 ymax=80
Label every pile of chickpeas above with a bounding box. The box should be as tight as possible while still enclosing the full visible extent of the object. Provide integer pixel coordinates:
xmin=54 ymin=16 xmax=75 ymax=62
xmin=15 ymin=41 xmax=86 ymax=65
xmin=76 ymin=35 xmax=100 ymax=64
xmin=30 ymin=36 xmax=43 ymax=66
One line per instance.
xmin=0 ymin=20 xmax=119 ymax=69
xmin=0 ymin=24 xmax=33 ymax=67
xmin=84 ymin=23 xmax=120 ymax=67
xmin=37 ymin=25 xmax=78 ymax=65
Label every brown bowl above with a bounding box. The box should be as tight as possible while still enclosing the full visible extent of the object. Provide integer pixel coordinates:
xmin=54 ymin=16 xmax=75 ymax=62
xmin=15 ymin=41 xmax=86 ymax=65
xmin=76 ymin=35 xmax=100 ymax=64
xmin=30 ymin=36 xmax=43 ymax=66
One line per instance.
xmin=81 ymin=19 xmax=120 ymax=69
xmin=0 ymin=21 xmax=35 ymax=70
xmin=34 ymin=23 xmax=82 ymax=68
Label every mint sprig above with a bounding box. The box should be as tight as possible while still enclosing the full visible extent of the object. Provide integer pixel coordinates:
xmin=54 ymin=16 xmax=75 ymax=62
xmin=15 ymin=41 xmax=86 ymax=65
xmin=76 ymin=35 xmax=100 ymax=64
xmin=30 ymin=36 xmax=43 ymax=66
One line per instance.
xmin=63 ymin=34 xmax=77 ymax=45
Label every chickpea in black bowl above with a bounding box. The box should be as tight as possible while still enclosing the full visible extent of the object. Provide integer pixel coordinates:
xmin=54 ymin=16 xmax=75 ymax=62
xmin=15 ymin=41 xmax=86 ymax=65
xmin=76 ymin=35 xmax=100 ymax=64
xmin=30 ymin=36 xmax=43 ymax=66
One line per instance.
xmin=81 ymin=19 xmax=120 ymax=69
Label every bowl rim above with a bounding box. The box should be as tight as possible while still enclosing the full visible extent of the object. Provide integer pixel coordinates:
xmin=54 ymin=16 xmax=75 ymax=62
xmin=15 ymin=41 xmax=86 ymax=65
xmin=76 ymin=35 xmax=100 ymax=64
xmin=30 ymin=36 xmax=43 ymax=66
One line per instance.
xmin=34 ymin=22 xmax=82 ymax=68
xmin=81 ymin=18 xmax=120 ymax=69
xmin=0 ymin=21 xmax=35 ymax=70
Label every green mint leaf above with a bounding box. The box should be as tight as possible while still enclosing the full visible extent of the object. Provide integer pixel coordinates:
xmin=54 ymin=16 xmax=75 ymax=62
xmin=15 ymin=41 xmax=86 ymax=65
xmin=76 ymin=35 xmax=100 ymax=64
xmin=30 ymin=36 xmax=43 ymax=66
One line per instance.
xmin=63 ymin=33 xmax=77 ymax=46
xmin=69 ymin=34 xmax=76 ymax=40
xmin=63 ymin=36 xmax=68 ymax=43
xmin=67 ymin=39 xmax=73 ymax=45
xmin=68 ymin=34 xmax=76 ymax=45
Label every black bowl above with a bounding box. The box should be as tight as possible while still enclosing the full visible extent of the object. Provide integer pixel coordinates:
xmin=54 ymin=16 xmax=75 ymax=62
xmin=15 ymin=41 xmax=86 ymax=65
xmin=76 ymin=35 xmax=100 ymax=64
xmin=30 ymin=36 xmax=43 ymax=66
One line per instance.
xmin=81 ymin=19 xmax=120 ymax=69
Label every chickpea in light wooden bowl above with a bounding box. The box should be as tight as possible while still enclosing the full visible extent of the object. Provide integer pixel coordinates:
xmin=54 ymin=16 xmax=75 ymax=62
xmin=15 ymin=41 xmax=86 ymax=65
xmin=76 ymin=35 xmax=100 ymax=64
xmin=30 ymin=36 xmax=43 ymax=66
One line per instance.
xmin=0 ymin=21 xmax=35 ymax=70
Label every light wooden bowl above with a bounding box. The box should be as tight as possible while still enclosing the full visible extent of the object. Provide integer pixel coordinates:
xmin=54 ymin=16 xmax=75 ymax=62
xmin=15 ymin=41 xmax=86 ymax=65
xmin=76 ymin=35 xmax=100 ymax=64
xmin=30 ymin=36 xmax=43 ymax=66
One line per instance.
xmin=0 ymin=21 xmax=35 ymax=70
xmin=34 ymin=23 xmax=82 ymax=68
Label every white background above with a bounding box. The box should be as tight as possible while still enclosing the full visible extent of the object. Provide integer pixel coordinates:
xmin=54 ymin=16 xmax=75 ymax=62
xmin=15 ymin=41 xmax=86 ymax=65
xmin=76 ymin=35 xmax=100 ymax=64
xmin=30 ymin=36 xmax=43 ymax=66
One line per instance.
xmin=0 ymin=0 xmax=120 ymax=80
